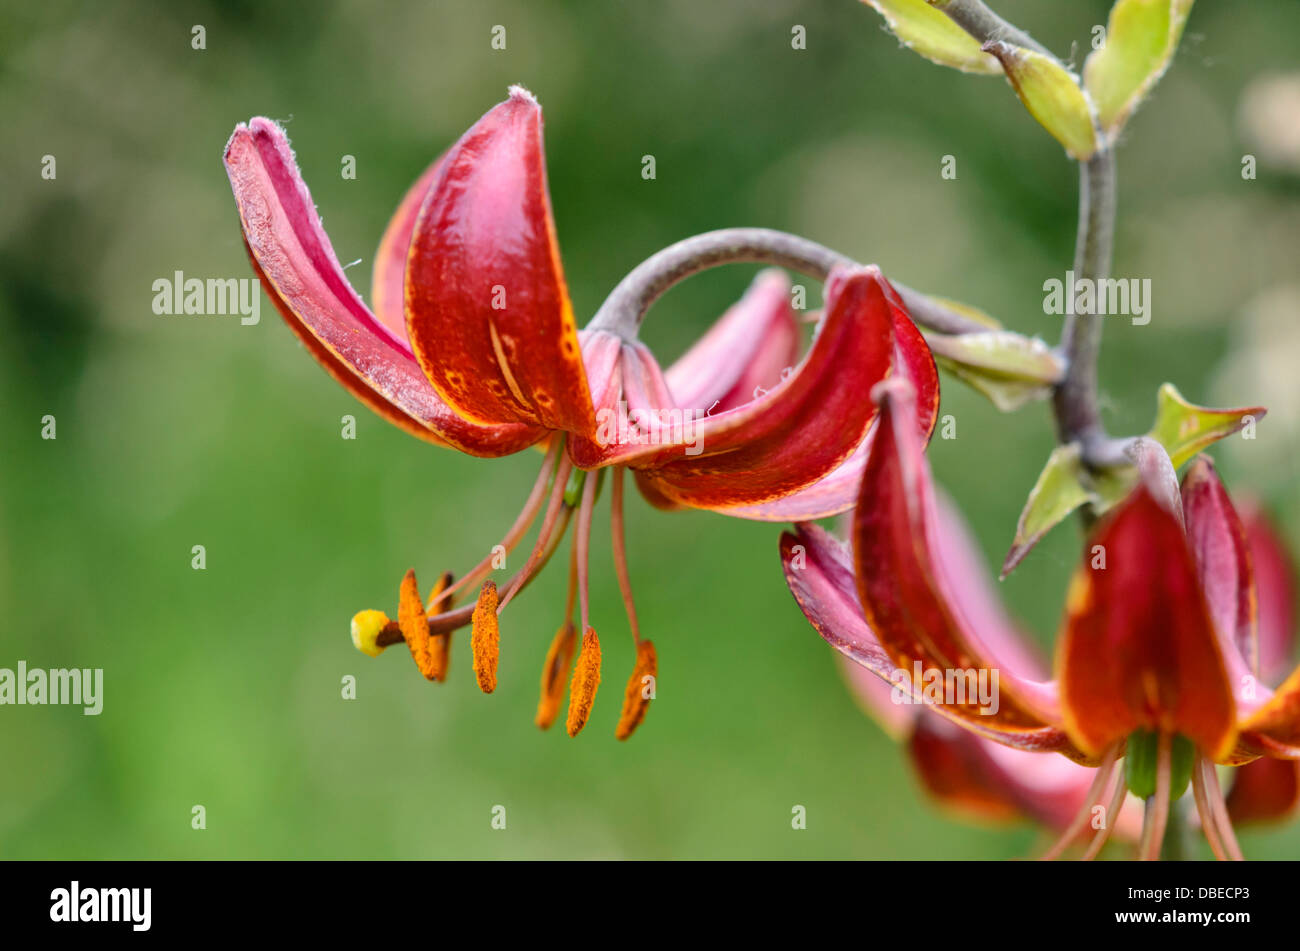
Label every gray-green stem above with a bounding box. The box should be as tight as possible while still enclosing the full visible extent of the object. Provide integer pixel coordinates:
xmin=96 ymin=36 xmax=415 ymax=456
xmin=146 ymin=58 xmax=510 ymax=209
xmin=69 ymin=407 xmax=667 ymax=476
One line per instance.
xmin=929 ymin=0 xmax=1057 ymax=60
xmin=587 ymin=227 xmax=988 ymax=339
xmin=1053 ymin=150 xmax=1117 ymax=462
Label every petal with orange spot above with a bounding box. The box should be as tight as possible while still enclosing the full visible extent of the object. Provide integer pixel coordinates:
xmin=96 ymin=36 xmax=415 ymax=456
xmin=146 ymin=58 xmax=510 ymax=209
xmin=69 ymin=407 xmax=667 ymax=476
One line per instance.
xmin=223 ymin=119 xmax=542 ymax=457
xmin=405 ymin=88 xmax=594 ymax=435
xmin=1057 ymin=486 xmax=1237 ymax=761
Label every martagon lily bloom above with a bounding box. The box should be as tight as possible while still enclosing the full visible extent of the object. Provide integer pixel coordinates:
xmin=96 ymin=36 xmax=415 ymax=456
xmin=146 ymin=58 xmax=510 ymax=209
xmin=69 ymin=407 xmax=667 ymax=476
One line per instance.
xmin=223 ymin=86 xmax=938 ymax=739
xmin=781 ymin=377 xmax=1300 ymax=859
xmin=830 ymin=501 xmax=1141 ymax=850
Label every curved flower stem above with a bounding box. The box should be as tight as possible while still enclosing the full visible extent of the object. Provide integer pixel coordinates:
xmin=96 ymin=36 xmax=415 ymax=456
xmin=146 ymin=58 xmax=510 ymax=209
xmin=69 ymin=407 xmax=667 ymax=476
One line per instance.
xmin=587 ymin=227 xmax=989 ymax=338
xmin=1053 ymin=151 xmax=1117 ymax=460
xmin=929 ymin=0 xmax=1057 ymax=60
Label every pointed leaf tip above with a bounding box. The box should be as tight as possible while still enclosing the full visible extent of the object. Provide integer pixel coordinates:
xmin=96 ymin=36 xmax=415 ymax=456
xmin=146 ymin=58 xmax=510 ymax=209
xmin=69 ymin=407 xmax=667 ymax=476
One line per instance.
xmin=984 ymin=41 xmax=1100 ymax=160
xmin=1003 ymin=444 xmax=1097 ymax=578
xmin=1146 ymin=382 xmax=1265 ymax=470
xmin=860 ymin=0 xmax=1002 ymax=74
xmin=1084 ymin=0 xmax=1195 ymax=135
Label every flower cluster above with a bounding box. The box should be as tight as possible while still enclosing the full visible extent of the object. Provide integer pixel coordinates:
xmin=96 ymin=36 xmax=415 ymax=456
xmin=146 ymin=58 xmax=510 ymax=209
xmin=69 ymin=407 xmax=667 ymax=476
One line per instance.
xmin=225 ymin=76 xmax=1296 ymax=859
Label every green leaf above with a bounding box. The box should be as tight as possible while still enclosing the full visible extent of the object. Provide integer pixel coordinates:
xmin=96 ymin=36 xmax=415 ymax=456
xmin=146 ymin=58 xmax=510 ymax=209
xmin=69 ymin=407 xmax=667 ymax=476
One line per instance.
xmin=925 ymin=331 xmax=1063 ymax=381
xmin=984 ymin=41 xmax=1100 ymax=160
xmin=1002 ymin=382 xmax=1265 ymax=576
xmin=1084 ymin=0 xmax=1194 ymax=134
xmin=860 ymin=0 xmax=1002 ymax=74
xmin=927 ymin=331 xmax=1064 ymax=412
xmin=1002 ymin=444 xmax=1097 ymax=578
xmin=935 ymin=360 xmax=1050 ymax=412
xmin=1145 ymin=382 xmax=1265 ymax=469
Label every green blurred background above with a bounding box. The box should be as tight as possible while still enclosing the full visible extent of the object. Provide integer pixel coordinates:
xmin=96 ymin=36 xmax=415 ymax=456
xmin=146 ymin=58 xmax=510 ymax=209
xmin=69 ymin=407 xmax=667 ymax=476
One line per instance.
xmin=2 ymin=0 xmax=1298 ymax=859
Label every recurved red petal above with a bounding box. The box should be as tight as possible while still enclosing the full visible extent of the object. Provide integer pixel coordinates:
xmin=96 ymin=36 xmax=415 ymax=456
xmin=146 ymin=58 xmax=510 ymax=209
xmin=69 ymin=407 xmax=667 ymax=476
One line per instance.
xmin=722 ymin=300 xmax=938 ymax=522
xmin=372 ymin=155 xmax=445 ymax=339
xmin=1057 ymin=484 xmax=1237 ymax=761
xmin=1226 ymin=756 xmax=1300 ymax=825
xmin=906 ymin=712 xmax=1138 ymax=834
xmin=665 ymin=269 xmax=799 ymax=415
xmin=580 ymin=265 xmax=896 ymax=509
xmin=1240 ymin=664 xmax=1300 ymax=755
xmin=405 ymin=87 xmax=594 ymax=435
xmin=781 ymin=522 xmax=1076 ymax=755
xmin=850 ymin=377 xmax=1067 ymax=739
xmin=837 ymin=635 xmax=1130 ymax=832
xmin=908 ymin=715 xmax=1027 ymax=823
xmin=223 ymin=118 xmax=542 ymax=457
xmin=781 ymin=523 xmax=896 ymax=684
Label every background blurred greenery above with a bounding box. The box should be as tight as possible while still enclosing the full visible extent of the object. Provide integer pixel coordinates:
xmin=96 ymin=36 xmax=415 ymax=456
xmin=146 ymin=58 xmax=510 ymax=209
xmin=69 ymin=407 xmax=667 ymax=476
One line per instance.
xmin=2 ymin=0 xmax=1298 ymax=859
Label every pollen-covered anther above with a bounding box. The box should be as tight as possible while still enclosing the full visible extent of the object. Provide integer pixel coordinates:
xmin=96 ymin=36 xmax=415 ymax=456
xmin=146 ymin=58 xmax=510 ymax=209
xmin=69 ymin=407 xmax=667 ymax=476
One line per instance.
xmin=566 ymin=627 xmax=602 ymax=737
xmin=350 ymin=609 xmax=392 ymax=657
xmin=426 ymin=571 xmax=455 ymax=682
xmin=399 ymin=569 xmax=440 ymax=681
xmin=615 ymin=640 xmax=657 ymax=741
xmin=471 ymin=580 xmax=500 ymax=693
xmin=536 ymin=622 xmax=577 ymax=730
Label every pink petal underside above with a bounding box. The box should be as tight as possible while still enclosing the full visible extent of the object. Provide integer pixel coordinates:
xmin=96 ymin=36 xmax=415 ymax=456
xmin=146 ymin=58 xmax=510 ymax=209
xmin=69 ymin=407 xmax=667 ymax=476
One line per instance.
xmin=1236 ymin=505 xmax=1300 ymax=756
xmin=1180 ymin=457 xmax=1262 ymax=703
xmin=852 ymin=378 xmax=1065 ymax=732
xmin=835 ymin=626 xmax=1139 ymax=835
xmin=1241 ymin=502 xmax=1297 ymax=683
xmin=780 ymin=523 xmax=1074 ymax=754
xmin=223 ymin=118 xmax=542 ymax=457
xmin=719 ymin=295 xmax=938 ymax=522
xmin=664 ymin=269 xmax=800 ymax=416
xmin=930 ymin=489 xmax=1049 ymax=681
xmin=371 ymin=154 xmax=445 ymax=340
xmin=907 ymin=710 xmax=1142 ymax=837
xmin=837 ymin=486 xmax=1052 ymax=718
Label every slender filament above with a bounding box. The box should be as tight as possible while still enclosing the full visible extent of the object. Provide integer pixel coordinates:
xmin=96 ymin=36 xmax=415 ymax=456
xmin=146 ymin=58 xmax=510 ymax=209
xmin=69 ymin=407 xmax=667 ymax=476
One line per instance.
xmin=1039 ymin=743 xmax=1118 ymax=861
xmin=1081 ymin=769 xmax=1130 ymax=861
xmin=1191 ymin=757 xmax=1229 ymax=860
xmin=1193 ymin=757 xmax=1244 ymax=861
xmin=496 ymin=453 xmax=574 ymax=613
xmin=441 ymin=438 xmax=562 ymax=604
xmin=576 ymin=468 xmax=599 ymax=633
xmin=414 ymin=509 xmax=572 ymax=639
xmin=1137 ymin=732 xmax=1172 ymax=861
xmin=610 ymin=468 xmax=642 ymax=645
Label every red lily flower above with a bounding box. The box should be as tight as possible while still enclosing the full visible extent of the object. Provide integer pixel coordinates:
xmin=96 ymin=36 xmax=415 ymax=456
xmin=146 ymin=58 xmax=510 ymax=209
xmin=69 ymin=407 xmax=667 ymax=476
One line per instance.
xmin=781 ymin=377 xmax=1300 ymax=858
xmin=830 ymin=494 xmax=1141 ymax=850
xmin=223 ymin=87 xmax=937 ymax=738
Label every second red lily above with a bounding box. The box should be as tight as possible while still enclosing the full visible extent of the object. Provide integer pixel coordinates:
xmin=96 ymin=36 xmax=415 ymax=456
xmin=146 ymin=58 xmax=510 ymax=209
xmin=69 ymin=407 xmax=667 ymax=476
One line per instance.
xmin=782 ymin=377 xmax=1300 ymax=858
